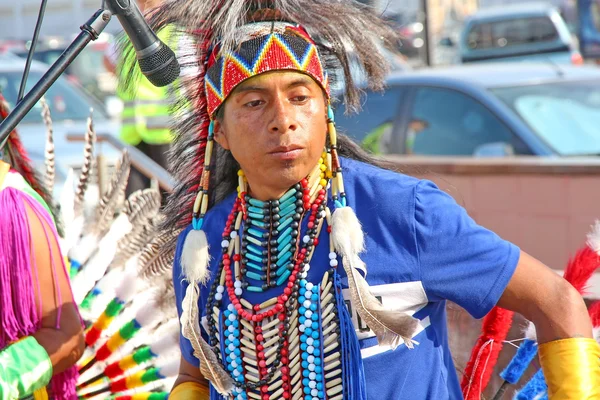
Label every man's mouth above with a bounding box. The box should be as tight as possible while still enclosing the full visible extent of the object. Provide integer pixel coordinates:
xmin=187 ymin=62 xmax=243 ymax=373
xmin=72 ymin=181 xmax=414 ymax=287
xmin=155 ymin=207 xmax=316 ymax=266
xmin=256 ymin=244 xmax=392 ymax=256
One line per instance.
xmin=268 ymin=145 xmax=304 ymax=160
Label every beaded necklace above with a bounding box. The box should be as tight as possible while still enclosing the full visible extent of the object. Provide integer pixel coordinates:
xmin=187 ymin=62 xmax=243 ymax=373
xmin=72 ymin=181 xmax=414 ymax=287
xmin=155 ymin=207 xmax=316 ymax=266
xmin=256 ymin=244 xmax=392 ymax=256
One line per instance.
xmin=204 ymin=153 xmax=349 ymax=399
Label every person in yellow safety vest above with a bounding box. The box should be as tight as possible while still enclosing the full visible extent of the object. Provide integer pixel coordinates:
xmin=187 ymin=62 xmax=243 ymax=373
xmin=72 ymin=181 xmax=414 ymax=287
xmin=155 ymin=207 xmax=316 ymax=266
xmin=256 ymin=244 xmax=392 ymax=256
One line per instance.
xmin=104 ymin=0 xmax=175 ymax=198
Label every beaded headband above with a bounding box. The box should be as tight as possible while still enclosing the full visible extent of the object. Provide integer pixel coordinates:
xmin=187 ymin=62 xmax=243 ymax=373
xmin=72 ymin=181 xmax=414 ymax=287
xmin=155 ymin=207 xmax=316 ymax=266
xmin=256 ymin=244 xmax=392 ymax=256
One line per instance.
xmin=205 ymin=23 xmax=330 ymax=118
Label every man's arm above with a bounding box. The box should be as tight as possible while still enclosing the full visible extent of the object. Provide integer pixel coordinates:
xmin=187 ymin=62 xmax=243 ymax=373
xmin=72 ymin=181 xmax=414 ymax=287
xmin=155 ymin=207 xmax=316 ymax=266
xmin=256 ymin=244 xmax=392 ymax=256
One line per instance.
xmin=170 ymin=357 xmax=210 ymax=399
xmin=497 ymin=250 xmax=592 ymax=342
xmin=497 ymin=250 xmax=599 ymax=399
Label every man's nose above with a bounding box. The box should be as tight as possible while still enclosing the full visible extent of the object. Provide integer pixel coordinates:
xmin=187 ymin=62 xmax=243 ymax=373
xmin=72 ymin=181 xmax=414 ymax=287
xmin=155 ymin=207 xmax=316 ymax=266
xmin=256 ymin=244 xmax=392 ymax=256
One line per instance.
xmin=268 ymin=98 xmax=297 ymax=134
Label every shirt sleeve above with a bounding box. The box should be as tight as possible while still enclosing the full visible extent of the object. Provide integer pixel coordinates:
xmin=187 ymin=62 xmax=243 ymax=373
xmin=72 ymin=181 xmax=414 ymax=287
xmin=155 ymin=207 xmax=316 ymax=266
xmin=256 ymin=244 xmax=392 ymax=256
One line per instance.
xmin=414 ymin=180 xmax=520 ymax=318
xmin=173 ymin=227 xmax=201 ymax=367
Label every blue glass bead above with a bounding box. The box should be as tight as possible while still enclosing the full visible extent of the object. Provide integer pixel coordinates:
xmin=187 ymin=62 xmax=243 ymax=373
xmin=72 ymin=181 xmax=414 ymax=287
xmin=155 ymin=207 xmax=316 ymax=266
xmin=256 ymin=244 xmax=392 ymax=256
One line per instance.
xmin=327 ymin=105 xmax=334 ymax=120
xmin=312 ymin=322 xmax=319 ymax=329
xmin=280 ymin=203 xmax=296 ymax=218
xmin=300 ymin=334 xmax=307 ymax=343
xmin=237 ymin=365 xmax=243 ymax=373
xmin=303 ymin=387 xmax=311 ymax=395
xmin=225 ymin=339 xmax=231 ymax=346
xmin=277 ymin=227 xmax=293 ymax=242
xmin=311 ymin=313 xmax=319 ymax=321
xmin=276 ymin=264 xmax=289 ymax=277
xmin=226 ymin=356 xmax=232 ymax=363
xmin=317 ymin=382 xmax=323 ymax=390
xmin=233 ymin=338 xmax=240 ymax=346
xmin=302 ymin=369 xmax=310 ymax=378
xmin=315 ymin=366 xmax=322 ymax=374
xmin=248 ymin=212 xmax=264 ymax=220
xmin=300 ymin=280 xmax=307 ymax=288
xmin=228 ymin=365 xmax=234 ymax=371
xmin=312 ymin=286 xmax=320 ymax=294
xmin=305 ymin=327 xmax=313 ymax=335
xmin=224 ymin=310 xmax=230 ymax=317
xmin=225 ymin=319 xmax=231 ymax=327
xmin=276 ymin=252 xmax=292 ymax=268
xmin=334 ymin=200 xmax=344 ymax=209
xmin=247 ymin=286 xmax=263 ymax=293
xmin=248 ymin=198 xmax=265 ymax=207
xmin=247 ymin=228 xmax=264 ymax=238
xmin=316 ymin=374 xmax=322 ymax=382
xmin=302 ymin=360 xmax=309 ymax=369
xmin=246 ymin=244 xmax=263 ymax=255
xmin=246 ymin=262 xmax=263 ymax=271
xmin=246 ymin=253 xmax=263 ymax=264
xmin=310 ymin=304 xmax=318 ymax=311
xmin=277 ymin=271 xmax=291 ymax=285
xmin=246 ymin=271 xmax=263 ymax=281
xmin=303 ymin=378 xmax=310 ymax=387
xmin=234 ymin=348 xmax=241 ymax=356
xmin=299 ymin=306 xmax=307 ymax=315
xmin=299 ymin=316 xmax=306 ymax=324
xmin=247 ymin=206 xmax=264 ymax=214
xmin=301 ymin=352 xmax=308 ymax=360
xmin=237 ymin=375 xmax=244 ymax=382
xmin=315 ymin=357 xmax=322 ymax=366
xmin=232 ymin=320 xmax=239 ymax=328
xmin=301 ymin=343 xmax=308 ymax=351
xmin=311 ymin=331 xmax=320 ymax=339
xmin=312 ymin=339 xmax=320 ymax=348
xmin=249 ymin=219 xmax=267 ymax=228
xmin=313 ymin=349 xmax=321 ymax=357
xmin=304 ymin=396 xmax=312 ymax=400
xmin=276 ymin=235 xmax=293 ymax=252
xmin=280 ymin=188 xmax=297 ymax=202
xmin=318 ymin=390 xmax=325 ymax=398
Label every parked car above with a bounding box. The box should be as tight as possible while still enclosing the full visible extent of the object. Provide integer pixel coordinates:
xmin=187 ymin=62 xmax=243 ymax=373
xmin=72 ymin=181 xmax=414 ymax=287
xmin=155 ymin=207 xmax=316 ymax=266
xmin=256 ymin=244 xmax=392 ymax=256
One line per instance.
xmin=334 ymin=63 xmax=600 ymax=157
xmin=455 ymin=2 xmax=581 ymax=65
xmin=0 ymin=55 xmax=121 ymax=196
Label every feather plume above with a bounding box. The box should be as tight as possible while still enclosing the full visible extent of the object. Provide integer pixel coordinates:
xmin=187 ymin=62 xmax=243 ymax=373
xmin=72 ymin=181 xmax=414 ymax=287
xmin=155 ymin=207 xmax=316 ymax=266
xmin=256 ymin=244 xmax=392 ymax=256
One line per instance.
xmin=138 ymin=229 xmax=180 ymax=281
xmin=332 ymin=207 xmax=418 ymax=348
xmin=590 ymin=301 xmax=600 ymax=327
xmin=562 ymin=245 xmax=599 ymax=295
xmin=93 ymin=151 xmax=131 ymax=234
xmin=40 ymin=97 xmax=55 ymax=191
xmin=74 ymin=111 xmax=96 ymax=213
xmin=180 ymin=283 xmax=234 ymax=395
xmin=59 ymin=169 xmax=76 ymax=239
xmin=181 ymin=229 xmax=211 ymax=285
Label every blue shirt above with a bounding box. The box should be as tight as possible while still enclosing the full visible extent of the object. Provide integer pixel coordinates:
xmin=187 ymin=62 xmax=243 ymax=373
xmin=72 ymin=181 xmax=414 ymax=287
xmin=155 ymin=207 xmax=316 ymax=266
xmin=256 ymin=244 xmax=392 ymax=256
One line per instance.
xmin=172 ymin=157 xmax=520 ymax=399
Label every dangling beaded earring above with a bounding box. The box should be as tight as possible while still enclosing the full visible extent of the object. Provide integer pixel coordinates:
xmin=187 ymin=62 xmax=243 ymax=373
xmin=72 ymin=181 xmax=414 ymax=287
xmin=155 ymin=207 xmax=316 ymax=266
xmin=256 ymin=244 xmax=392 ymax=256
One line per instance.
xmin=326 ymin=103 xmax=346 ymax=208
xmin=181 ymin=119 xmax=216 ymax=286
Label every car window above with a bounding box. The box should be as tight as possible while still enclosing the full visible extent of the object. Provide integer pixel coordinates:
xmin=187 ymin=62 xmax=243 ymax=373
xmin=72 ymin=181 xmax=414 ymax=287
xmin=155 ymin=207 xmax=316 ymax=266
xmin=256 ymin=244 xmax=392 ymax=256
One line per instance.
xmin=0 ymin=71 xmax=106 ymax=123
xmin=467 ymin=16 xmax=559 ymax=50
xmin=334 ymin=87 xmax=404 ymax=152
xmin=406 ymin=87 xmax=529 ymax=156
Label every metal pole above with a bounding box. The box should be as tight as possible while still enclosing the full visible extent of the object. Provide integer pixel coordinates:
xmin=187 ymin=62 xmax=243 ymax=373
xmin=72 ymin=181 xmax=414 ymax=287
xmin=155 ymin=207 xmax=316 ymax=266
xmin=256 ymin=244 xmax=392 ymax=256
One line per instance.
xmin=421 ymin=0 xmax=432 ymax=66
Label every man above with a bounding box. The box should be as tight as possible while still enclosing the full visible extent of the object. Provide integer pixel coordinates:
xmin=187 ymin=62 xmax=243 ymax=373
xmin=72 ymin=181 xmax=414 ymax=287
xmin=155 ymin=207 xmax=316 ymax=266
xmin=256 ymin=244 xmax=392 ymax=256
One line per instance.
xmin=0 ymin=95 xmax=84 ymax=399
xmin=105 ymin=0 xmax=174 ymax=197
xmin=137 ymin=1 xmax=599 ymax=398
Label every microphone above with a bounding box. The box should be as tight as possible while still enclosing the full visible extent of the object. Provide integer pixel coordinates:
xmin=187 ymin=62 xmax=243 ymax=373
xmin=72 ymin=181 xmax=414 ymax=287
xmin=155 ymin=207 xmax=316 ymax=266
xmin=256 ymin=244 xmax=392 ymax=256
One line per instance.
xmin=105 ymin=0 xmax=180 ymax=87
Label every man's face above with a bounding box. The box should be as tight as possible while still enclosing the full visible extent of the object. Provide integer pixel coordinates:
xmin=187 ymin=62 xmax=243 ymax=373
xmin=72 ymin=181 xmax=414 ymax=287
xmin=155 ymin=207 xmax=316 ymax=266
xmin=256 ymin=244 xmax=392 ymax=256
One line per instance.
xmin=213 ymin=71 xmax=328 ymax=199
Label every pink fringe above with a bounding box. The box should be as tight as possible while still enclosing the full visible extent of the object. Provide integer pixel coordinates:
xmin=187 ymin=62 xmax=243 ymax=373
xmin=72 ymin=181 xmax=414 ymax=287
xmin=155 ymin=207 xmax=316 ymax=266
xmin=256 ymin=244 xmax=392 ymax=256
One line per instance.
xmin=0 ymin=187 xmax=79 ymax=398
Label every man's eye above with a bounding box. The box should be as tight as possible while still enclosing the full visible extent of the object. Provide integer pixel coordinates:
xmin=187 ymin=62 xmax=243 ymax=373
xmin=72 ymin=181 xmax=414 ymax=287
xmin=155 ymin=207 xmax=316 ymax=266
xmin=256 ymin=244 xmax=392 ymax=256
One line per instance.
xmin=245 ymin=100 xmax=263 ymax=107
xmin=293 ymin=96 xmax=309 ymax=102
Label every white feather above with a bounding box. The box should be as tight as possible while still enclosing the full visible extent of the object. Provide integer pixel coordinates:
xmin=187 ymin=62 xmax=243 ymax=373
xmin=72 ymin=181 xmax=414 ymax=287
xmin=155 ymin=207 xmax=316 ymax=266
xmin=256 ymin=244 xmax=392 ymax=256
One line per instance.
xmin=135 ymin=298 xmax=160 ymax=326
xmin=158 ymin=358 xmax=180 ymax=378
xmin=524 ymin=321 xmax=537 ymax=342
xmin=181 ymin=229 xmax=211 ymax=284
xmin=587 ymin=220 xmax=600 ymax=255
xmin=63 ymin=215 xmax=84 ymax=255
xmin=331 ymin=207 xmax=366 ymax=275
xmin=59 ymin=168 xmax=76 ymax=229
xmin=69 ymin=232 xmax=99 ymax=265
xmin=150 ymin=321 xmax=180 ymax=355
xmin=593 ymin=327 xmax=600 ymax=344
xmin=115 ymin=268 xmax=139 ymax=301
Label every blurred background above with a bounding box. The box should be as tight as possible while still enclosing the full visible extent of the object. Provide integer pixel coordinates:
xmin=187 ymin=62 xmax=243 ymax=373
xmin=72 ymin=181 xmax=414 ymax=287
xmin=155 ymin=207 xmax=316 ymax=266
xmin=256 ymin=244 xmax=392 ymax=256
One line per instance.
xmin=2 ymin=0 xmax=600 ymax=398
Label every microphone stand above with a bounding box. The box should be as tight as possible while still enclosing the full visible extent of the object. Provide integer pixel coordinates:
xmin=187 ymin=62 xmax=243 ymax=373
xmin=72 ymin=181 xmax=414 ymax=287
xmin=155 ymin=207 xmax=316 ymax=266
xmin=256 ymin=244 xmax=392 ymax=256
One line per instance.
xmin=0 ymin=7 xmax=113 ymax=150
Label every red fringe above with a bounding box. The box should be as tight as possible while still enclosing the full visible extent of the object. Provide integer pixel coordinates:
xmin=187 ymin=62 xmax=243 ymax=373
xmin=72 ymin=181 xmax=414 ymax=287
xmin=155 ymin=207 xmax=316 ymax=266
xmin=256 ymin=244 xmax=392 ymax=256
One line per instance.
xmin=461 ymin=306 xmax=514 ymax=400
xmin=563 ymin=245 xmax=600 ymax=295
xmin=589 ymin=301 xmax=600 ymax=327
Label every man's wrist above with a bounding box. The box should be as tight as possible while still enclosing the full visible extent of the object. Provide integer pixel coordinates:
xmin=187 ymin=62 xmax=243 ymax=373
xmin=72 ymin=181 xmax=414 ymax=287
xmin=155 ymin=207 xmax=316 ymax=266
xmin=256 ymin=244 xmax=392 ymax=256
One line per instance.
xmin=539 ymin=337 xmax=600 ymax=399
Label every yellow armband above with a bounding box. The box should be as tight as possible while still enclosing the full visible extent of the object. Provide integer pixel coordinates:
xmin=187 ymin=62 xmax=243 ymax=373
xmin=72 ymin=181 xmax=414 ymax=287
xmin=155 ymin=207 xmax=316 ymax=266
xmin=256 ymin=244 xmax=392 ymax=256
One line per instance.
xmin=539 ymin=337 xmax=600 ymax=399
xmin=170 ymin=381 xmax=210 ymax=399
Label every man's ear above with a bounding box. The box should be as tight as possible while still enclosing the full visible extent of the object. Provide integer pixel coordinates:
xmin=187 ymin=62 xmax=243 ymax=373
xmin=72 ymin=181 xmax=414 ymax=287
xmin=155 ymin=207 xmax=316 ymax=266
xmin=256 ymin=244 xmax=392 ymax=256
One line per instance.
xmin=212 ymin=119 xmax=230 ymax=150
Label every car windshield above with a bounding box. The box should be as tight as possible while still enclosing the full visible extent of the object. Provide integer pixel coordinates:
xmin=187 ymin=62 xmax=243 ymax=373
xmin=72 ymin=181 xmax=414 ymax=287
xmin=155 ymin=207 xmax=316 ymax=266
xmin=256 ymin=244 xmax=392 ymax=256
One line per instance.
xmin=491 ymin=80 xmax=600 ymax=155
xmin=0 ymin=71 xmax=107 ymax=123
xmin=466 ymin=16 xmax=559 ymax=50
